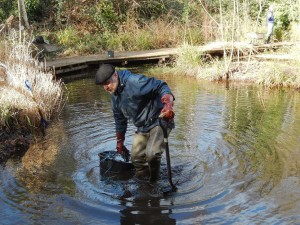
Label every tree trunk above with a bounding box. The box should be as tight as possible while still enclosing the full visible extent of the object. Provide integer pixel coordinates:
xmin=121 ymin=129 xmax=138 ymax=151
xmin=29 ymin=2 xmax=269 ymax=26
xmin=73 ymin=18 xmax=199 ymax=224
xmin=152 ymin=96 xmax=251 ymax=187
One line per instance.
xmin=17 ymin=0 xmax=22 ymax=42
xmin=18 ymin=0 xmax=30 ymax=29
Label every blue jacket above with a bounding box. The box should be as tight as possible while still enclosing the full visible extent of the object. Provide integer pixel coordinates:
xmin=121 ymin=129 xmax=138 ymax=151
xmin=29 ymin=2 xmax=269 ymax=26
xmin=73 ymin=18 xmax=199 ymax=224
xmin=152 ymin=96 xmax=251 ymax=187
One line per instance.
xmin=267 ymin=11 xmax=274 ymax=24
xmin=112 ymin=70 xmax=174 ymax=134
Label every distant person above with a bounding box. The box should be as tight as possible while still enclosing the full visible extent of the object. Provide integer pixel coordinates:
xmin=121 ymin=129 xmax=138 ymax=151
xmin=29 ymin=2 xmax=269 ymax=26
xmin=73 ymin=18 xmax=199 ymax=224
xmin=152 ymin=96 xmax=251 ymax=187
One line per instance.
xmin=266 ymin=4 xmax=275 ymax=44
xmin=95 ymin=64 xmax=175 ymax=182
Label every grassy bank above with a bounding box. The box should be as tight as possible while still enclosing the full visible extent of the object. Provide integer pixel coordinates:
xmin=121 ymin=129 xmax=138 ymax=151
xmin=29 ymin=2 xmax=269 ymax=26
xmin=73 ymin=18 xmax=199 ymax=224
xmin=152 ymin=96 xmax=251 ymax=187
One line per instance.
xmin=152 ymin=43 xmax=300 ymax=89
xmin=0 ymin=32 xmax=67 ymax=164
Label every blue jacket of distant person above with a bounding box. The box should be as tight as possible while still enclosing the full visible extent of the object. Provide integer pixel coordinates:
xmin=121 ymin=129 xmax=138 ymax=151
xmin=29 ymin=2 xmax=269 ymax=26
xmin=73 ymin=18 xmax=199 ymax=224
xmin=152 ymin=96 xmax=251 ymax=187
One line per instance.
xmin=267 ymin=10 xmax=274 ymax=24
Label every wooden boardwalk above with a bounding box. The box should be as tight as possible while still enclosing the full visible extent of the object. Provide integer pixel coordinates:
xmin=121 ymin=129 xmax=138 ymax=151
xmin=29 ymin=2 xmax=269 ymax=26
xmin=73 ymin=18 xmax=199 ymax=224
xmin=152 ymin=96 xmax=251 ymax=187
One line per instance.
xmin=47 ymin=48 xmax=178 ymax=75
xmin=47 ymin=42 xmax=296 ymax=76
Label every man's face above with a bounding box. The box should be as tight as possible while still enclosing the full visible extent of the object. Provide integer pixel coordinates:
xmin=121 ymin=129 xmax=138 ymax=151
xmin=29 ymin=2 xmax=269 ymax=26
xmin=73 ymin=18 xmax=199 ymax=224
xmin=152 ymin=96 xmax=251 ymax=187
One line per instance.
xmin=102 ymin=73 xmax=119 ymax=94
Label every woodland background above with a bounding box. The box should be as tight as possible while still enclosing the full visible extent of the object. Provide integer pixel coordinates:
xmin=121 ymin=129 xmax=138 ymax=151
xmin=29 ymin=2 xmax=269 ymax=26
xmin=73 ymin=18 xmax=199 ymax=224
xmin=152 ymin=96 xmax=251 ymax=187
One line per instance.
xmin=1 ymin=0 xmax=299 ymax=55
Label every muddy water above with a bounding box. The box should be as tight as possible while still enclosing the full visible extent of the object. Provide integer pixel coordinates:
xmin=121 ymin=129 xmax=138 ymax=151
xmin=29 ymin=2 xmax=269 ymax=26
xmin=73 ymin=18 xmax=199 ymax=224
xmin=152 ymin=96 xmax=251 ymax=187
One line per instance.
xmin=1 ymin=70 xmax=300 ymax=224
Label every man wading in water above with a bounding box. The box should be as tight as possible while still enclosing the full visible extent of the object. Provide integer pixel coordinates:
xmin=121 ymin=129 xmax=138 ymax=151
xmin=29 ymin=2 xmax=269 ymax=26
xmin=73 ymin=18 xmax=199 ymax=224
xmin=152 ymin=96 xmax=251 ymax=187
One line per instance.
xmin=95 ymin=64 xmax=175 ymax=182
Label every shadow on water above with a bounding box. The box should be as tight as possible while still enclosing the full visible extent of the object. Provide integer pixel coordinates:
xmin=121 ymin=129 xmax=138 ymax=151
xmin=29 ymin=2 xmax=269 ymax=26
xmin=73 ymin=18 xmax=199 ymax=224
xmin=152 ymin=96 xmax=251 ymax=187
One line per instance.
xmin=1 ymin=68 xmax=300 ymax=224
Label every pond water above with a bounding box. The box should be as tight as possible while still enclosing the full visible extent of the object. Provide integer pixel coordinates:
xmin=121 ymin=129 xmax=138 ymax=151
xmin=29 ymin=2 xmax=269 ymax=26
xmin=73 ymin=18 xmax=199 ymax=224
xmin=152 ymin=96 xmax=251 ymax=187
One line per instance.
xmin=1 ymin=69 xmax=300 ymax=224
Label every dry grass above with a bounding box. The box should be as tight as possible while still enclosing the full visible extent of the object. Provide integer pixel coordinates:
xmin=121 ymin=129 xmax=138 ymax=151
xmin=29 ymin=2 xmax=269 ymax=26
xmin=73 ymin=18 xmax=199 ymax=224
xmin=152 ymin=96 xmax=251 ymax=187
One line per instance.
xmin=0 ymin=31 xmax=67 ymax=130
xmin=51 ymin=17 xmax=205 ymax=55
xmin=255 ymin=62 xmax=300 ymax=88
xmin=290 ymin=22 xmax=300 ymax=42
xmin=165 ymin=43 xmax=300 ymax=89
xmin=107 ymin=18 xmax=193 ymax=51
xmin=254 ymin=43 xmax=300 ymax=88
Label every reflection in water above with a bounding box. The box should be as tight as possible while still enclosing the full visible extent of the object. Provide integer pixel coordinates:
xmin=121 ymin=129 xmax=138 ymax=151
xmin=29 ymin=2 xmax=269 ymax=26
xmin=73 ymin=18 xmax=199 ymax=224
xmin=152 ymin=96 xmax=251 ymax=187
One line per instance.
xmin=0 ymin=72 xmax=300 ymax=224
xmin=120 ymin=197 xmax=176 ymax=225
xmin=17 ymin=121 xmax=75 ymax=195
xmin=223 ymin=87 xmax=300 ymax=195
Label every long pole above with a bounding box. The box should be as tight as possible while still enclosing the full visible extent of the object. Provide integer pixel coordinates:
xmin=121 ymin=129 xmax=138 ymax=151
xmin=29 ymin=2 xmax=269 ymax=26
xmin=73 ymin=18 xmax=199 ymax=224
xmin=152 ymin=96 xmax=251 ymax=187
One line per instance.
xmin=159 ymin=119 xmax=177 ymax=191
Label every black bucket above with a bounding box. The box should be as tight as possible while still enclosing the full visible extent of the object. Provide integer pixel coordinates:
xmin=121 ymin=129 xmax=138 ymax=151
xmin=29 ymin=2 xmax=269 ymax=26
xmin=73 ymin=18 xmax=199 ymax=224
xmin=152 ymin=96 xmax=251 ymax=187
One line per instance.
xmin=99 ymin=151 xmax=135 ymax=177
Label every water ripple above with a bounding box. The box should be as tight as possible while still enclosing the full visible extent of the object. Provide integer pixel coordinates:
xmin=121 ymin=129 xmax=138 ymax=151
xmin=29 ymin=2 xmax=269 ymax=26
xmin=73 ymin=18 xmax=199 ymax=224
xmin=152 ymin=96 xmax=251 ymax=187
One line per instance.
xmin=1 ymin=75 xmax=300 ymax=224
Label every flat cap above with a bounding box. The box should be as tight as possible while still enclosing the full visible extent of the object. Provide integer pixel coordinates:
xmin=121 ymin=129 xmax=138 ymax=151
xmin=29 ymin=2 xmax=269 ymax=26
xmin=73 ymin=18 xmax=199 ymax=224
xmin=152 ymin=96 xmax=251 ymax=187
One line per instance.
xmin=95 ymin=64 xmax=115 ymax=85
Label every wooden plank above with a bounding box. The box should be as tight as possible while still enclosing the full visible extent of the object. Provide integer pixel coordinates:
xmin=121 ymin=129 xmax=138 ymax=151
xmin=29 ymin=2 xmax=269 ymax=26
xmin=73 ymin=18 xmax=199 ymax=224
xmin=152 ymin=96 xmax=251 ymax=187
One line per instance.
xmin=46 ymin=48 xmax=178 ymax=75
xmin=46 ymin=42 xmax=298 ymax=75
xmin=54 ymin=64 xmax=88 ymax=74
xmin=34 ymin=43 xmax=59 ymax=53
xmin=254 ymin=54 xmax=296 ymax=61
xmin=47 ymin=48 xmax=177 ymax=68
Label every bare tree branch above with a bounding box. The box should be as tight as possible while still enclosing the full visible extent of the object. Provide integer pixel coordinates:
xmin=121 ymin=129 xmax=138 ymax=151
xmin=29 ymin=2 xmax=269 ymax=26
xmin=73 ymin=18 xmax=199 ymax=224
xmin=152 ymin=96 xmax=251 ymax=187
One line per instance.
xmin=198 ymin=0 xmax=220 ymax=26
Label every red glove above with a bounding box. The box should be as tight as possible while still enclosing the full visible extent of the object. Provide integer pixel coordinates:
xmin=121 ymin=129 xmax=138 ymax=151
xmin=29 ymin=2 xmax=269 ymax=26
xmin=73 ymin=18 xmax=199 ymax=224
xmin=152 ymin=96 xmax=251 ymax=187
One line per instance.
xmin=116 ymin=132 xmax=126 ymax=154
xmin=160 ymin=94 xmax=174 ymax=120
xmin=116 ymin=132 xmax=130 ymax=161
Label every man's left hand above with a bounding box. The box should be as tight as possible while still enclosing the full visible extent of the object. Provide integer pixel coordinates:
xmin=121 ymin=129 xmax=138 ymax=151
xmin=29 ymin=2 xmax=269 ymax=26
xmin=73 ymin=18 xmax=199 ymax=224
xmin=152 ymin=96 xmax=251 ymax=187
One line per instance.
xmin=160 ymin=94 xmax=174 ymax=120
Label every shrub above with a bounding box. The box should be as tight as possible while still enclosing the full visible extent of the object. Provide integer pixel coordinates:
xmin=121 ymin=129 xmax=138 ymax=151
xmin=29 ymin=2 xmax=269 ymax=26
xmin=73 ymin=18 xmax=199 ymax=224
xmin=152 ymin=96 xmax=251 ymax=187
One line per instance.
xmin=92 ymin=1 xmax=118 ymax=32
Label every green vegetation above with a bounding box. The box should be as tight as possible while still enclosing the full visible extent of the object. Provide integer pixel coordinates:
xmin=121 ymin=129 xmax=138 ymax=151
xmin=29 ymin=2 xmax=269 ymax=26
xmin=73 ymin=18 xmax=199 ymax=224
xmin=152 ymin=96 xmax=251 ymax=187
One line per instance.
xmin=1 ymin=0 xmax=298 ymax=55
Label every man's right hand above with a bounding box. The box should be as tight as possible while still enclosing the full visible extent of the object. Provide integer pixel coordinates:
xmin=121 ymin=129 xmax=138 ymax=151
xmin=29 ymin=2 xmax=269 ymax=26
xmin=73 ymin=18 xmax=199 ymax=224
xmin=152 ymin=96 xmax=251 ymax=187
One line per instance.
xmin=116 ymin=132 xmax=130 ymax=161
xmin=116 ymin=131 xmax=125 ymax=153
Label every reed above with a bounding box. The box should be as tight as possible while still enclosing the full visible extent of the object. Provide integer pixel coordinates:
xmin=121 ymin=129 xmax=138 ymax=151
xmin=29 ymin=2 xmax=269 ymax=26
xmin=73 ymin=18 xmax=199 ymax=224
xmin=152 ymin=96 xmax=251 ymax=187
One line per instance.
xmin=108 ymin=18 xmax=194 ymax=51
xmin=256 ymin=62 xmax=300 ymax=89
xmin=171 ymin=44 xmax=226 ymax=80
xmin=254 ymin=43 xmax=300 ymax=88
xmin=290 ymin=23 xmax=300 ymax=42
xmin=0 ymin=31 xmax=67 ymax=130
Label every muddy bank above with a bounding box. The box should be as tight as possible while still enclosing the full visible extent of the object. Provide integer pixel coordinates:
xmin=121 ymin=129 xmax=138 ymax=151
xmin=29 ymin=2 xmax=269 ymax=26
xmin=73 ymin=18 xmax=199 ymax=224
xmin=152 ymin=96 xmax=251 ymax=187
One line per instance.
xmin=0 ymin=127 xmax=32 ymax=165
